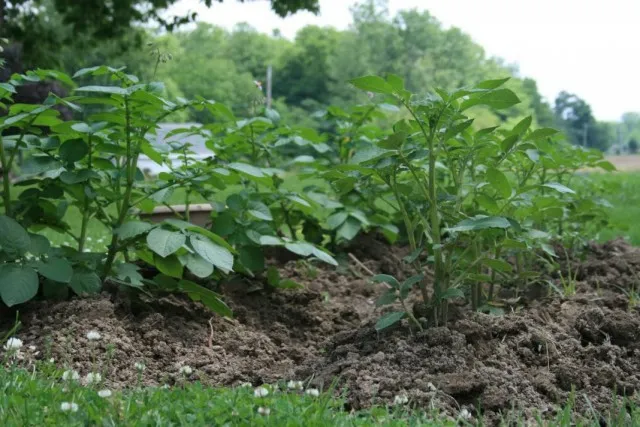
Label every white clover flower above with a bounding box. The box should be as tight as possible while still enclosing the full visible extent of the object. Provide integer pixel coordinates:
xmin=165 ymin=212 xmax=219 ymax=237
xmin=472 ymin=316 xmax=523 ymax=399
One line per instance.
xmin=85 ymin=372 xmax=102 ymax=384
xmin=98 ymin=389 xmax=112 ymax=398
xmin=179 ymin=365 xmax=193 ymax=375
xmin=254 ymin=387 xmax=269 ymax=398
xmin=134 ymin=362 xmax=146 ymax=372
xmin=240 ymin=382 xmax=252 ymax=388
xmin=393 ymin=394 xmax=409 ymax=405
xmin=305 ymin=388 xmax=320 ymax=397
xmin=28 ymin=345 xmax=36 ymax=351
xmin=460 ymin=408 xmax=471 ymax=419
xmin=287 ymin=380 xmax=303 ymax=390
xmin=60 ymin=402 xmax=79 ymax=412
xmin=49 ymin=358 xmax=55 ymax=364
xmin=257 ymin=407 xmax=270 ymax=416
xmin=4 ymin=337 xmax=23 ymax=351
xmin=86 ymin=331 xmax=101 ymax=341
xmin=62 ymin=370 xmax=80 ymax=381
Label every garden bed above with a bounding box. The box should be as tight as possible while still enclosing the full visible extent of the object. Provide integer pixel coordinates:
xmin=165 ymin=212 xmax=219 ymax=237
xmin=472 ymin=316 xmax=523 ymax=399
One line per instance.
xmin=5 ymin=237 xmax=640 ymax=424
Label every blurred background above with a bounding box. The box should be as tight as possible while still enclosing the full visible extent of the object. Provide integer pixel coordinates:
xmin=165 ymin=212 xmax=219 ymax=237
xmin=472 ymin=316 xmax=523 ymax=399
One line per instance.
xmin=1 ymin=0 xmax=639 ymax=158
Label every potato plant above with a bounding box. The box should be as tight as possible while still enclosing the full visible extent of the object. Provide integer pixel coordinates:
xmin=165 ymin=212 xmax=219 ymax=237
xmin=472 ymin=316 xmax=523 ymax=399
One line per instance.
xmin=0 ymin=65 xmax=614 ymax=330
xmin=0 ymin=66 xmax=337 ymax=312
xmin=345 ymin=74 xmax=614 ymax=329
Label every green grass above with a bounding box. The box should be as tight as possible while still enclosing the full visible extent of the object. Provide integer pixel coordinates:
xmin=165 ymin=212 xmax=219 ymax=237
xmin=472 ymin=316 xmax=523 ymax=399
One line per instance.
xmin=0 ymin=364 xmax=451 ymax=426
xmin=2 ymin=363 xmax=639 ymax=426
xmin=589 ymin=171 xmax=640 ymax=245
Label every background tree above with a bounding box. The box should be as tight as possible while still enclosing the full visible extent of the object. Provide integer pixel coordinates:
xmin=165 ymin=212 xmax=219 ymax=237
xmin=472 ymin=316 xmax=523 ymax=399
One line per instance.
xmin=554 ymin=91 xmax=611 ymax=151
xmin=630 ymin=138 xmax=639 ymax=154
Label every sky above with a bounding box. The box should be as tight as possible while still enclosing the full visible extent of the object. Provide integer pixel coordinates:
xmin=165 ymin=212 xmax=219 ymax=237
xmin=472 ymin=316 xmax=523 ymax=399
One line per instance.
xmin=167 ymin=0 xmax=640 ymax=122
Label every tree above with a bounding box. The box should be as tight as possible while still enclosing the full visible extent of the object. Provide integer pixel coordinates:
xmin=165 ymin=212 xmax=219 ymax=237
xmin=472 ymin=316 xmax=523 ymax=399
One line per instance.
xmin=554 ymin=91 xmax=610 ymax=151
xmin=630 ymin=138 xmax=639 ymax=154
xmin=0 ymin=0 xmax=319 ymax=39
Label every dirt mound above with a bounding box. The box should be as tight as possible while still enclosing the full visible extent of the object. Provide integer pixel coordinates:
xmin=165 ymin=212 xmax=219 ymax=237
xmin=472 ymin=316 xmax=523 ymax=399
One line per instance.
xmin=3 ymin=238 xmax=640 ymax=424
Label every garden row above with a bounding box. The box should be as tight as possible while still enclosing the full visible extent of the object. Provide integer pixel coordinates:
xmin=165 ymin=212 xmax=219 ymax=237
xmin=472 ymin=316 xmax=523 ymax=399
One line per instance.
xmin=0 ymin=65 xmax=615 ymax=329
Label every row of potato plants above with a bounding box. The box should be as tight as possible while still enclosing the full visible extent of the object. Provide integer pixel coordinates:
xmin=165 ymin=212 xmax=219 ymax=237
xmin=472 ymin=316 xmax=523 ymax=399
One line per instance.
xmin=0 ymin=66 xmax=613 ymax=330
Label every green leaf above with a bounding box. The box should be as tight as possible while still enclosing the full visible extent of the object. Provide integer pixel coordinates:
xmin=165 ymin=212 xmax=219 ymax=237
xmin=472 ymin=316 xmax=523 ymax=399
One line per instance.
xmin=146 ymin=228 xmax=186 ymax=257
xmin=75 ymin=85 xmax=128 ymax=95
xmin=349 ymin=76 xmax=394 ymax=95
xmin=482 ymin=258 xmax=512 ymax=273
xmin=117 ymin=221 xmax=154 ymax=240
xmin=400 ymin=274 xmax=423 ymax=299
xmin=69 ymin=270 xmax=102 ymax=295
xmin=372 ymin=274 xmax=400 ymax=288
xmin=543 ymin=183 xmax=575 ymax=194
xmin=247 ymin=201 xmax=273 ymax=221
xmin=284 ymin=242 xmax=315 ymax=257
xmin=447 ymin=216 xmax=511 ymax=233
xmin=386 ymin=74 xmax=405 ymax=92
xmin=475 ymin=78 xmax=510 ymax=89
xmin=115 ymin=263 xmax=144 ymax=286
xmin=461 ymin=89 xmax=521 ymax=111
xmin=512 ymin=116 xmax=532 ymax=136
xmin=154 ymin=254 xmax=184 ymax=279
xmin=190 ymin=235 xmax=234 ymax=273
xmin=267 ymin=266 xmax=280 ymax=287
xmin=287 ymin=195 xmax=311 ymax=208
xmin=444 ymin=119 xmax=474 ymax=140
xmin=179 ymin=280 xmax=232 ymax=317
xmin=71 ymin=122 xmax=93 ymax=134
xmin=238 ymin=246 xmax=265 ymax=273
xmin=486 ymin=168 xmax=512 ymax=199
xmin=337 ymin=217 xmax=361 ymax=241
xmin=36 ymin=258 xmax=73 ymax=283
xmin=525 ymin=149 xmax=540 ymax=162
xmin=0 ymin=264 xmax=39 ymax=306
xmin=525 ymin=128 xmax=558 ymax=141
xmin=312 ymin=247 xmax=338 ymax=266
xmin=440 ymin=288 xmax=465 ymax=300
xmin=260 ymin=235 xmax=283 ymax=246
xmin=377 ymin=131 xmax=406 ymax=150
xmin=0 ymin=215 xmax=31 ymax=255
xmin=186 ymin=226 xmax=236 ymax=253
xmin=595 ymin=160 xmax=616 ymax=172
xmin=228 ymin=162 xmax=264 ymax=178
xmin=540 ymin=243 xmax=557 ymax=257
xmin=376 ymin=289 xmax=398 ymax=307
xmin=186 ymin=254 xmax=214 ymax=278
xmin=28 ymin=233 xmax=51 ymax=255
xmin=500 ymin=135 xmax=519 ymax=153
xmin=375 ymin=311 xmax=405 ymax=331
xmin=275 ymin=279 xmax=304 ymax=289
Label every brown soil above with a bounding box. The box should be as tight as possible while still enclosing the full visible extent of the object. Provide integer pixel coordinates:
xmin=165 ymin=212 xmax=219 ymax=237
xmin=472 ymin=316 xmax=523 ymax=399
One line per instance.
xmin=3 ymin=236 xmax=640 ymax=424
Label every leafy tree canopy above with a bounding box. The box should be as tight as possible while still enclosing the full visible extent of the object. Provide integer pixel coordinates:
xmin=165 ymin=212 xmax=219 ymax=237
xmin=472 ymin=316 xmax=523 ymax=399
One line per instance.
xmin=0 ymin=0 xmax=319 ymax=39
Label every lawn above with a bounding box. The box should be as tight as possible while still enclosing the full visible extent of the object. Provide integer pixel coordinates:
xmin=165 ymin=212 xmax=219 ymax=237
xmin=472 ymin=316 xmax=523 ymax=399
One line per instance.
xmin=589 ymin=171 xmax=640 ymax=245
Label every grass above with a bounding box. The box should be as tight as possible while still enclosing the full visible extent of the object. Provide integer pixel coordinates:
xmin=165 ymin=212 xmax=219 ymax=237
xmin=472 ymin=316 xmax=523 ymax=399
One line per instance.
xmin=588 ymin=171 xmax=640 ymax=245
xmin=0 ymin=363 xmax=450 ymax=426
xmin=1 ymin=362 xmax=639 ymax=426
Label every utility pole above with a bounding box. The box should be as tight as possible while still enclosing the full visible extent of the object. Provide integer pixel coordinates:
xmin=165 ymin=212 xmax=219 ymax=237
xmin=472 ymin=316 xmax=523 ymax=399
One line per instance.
xmin=266 ymin=65 xmax=272 ymax=109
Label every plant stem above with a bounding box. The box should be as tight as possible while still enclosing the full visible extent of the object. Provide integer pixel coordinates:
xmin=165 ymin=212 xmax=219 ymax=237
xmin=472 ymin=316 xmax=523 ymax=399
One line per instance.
xmin=0 ymin=134 xmax=12 ymax=216
xmin=280 ymin=200 xmax=297 ymax=241
xmin=78 ymin=134 xmax=93 ymax=253
xmin=102 ymin=98 xmax=133 ymax=280
xmin=488 ymin=245 xmax=501 ymax=301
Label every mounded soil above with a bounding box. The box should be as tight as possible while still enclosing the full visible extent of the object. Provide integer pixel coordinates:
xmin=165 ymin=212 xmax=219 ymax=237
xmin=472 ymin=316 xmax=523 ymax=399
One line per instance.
xmin=3 ymin=236 xmax=640 ymax=424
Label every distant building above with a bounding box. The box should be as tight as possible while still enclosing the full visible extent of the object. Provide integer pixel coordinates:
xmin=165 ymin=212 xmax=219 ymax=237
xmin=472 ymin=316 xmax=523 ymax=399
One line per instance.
xmin=138 ymin=123 xmax=214 ymax=175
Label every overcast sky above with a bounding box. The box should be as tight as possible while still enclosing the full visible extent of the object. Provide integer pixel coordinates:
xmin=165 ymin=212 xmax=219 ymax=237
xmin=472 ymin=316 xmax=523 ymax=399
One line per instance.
xmin=168 ymin=0 xmax=639 ymax=122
